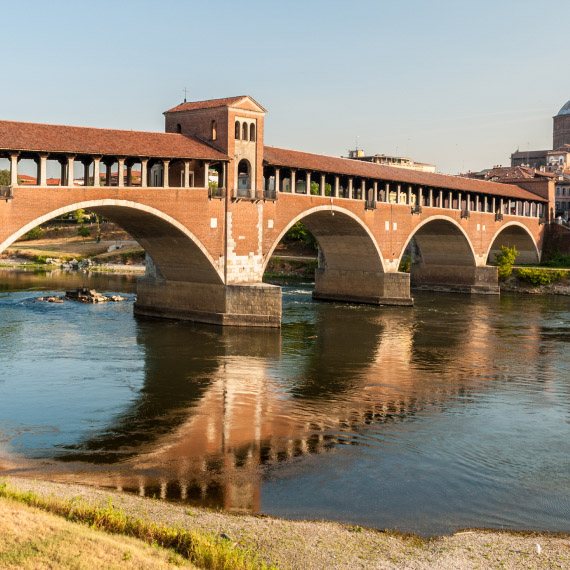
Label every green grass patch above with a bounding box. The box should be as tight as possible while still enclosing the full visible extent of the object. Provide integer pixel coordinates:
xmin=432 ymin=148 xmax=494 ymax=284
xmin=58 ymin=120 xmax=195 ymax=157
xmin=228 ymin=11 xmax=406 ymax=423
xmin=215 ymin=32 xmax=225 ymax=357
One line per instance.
xmin=0 ymin=482 xmax=276 ymax=570
xmin=542 ymin=253 xmax=570 ymax=268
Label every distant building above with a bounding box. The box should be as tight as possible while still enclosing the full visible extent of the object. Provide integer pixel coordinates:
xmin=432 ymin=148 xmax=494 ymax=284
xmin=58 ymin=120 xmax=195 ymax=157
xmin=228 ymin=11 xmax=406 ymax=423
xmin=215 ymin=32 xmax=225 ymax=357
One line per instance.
xmin=547 ymin=146 xmax=570 ymax=172
xmin=465 ymin=165 xmax=556 ymax=183
xmin=509 ymin=99 xmax=570 ymax=219
xmin=553 ymin=100 xmax=570 ymax=149
xmin=511 ymin=100 xmax=570 ymax=173
xmin=555 ymin=175 xmax=570 ymax=220
xmin=510 ymin=149 xmax=549 ymax=170
xmin=345 ymin=148 xmax=436 ymax=173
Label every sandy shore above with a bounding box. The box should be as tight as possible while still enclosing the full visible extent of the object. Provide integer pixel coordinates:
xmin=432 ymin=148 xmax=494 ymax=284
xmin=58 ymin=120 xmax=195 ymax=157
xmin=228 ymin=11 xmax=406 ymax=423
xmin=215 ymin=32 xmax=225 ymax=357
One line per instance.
xmin=2 ymin=476 xmax=569 ymax=570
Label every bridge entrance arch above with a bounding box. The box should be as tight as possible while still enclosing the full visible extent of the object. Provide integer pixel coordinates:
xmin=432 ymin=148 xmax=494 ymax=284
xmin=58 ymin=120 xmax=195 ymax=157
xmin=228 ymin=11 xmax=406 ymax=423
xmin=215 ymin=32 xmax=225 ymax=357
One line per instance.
xmin=486 ymin=222 xmax=540 ymax=265
xmin=0 ymin=199 xmax=283 ymax=327
xmin=265 ymin=205 xmax=411 ymax=306
xmin=399 ymin=216 xmax=499 ymax=293
xmin=0 ymin=199 xmax=224 ymax=285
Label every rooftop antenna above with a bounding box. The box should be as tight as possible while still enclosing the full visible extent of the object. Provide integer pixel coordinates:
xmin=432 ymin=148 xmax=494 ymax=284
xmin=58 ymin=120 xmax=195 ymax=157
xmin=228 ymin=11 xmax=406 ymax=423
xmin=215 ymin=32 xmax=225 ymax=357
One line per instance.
xmin=183 ymin=87 xmax=189 ymax=103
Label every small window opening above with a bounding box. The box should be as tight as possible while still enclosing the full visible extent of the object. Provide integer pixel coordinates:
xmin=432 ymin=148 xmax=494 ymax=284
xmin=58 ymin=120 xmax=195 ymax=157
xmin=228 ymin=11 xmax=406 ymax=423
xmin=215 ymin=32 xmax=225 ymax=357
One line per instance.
xmin=211 ymin=120 xmax=217 ymax=141
xmin=176 ymin=123 xmax=182 ymax=133
xmin=250 ymin=123 xmax=256 ymax=142
xmin=242 ymin=122 xmax=248 ymax=141
xmin=235 ymin=121 xmax=241 ymax=140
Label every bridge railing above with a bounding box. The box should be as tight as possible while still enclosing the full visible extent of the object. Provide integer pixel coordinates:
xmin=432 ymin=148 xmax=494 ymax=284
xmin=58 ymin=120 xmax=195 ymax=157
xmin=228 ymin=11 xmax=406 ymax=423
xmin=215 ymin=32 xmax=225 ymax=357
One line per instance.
xmin=0 ymin=185 xmax=13 ymax=201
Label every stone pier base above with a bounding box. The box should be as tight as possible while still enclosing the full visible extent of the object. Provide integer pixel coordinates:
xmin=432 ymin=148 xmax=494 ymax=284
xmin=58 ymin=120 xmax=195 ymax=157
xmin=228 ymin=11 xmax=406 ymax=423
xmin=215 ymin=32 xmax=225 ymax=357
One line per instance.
xmin=313 ymin=268 xmax=413 ymax=306
xmin=134 ymin=278 xmax=282 ymax=327
xmin=411 ymin=264 xmax=499 ymax=294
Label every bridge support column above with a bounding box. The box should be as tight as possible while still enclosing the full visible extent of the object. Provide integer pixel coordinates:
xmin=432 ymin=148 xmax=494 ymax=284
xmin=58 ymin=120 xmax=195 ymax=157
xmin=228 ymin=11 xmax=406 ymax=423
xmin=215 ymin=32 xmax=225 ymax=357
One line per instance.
xmin=411 ymin=264 xmax=499 ymax=294
xmin=10 ymin=153 xmax=18 ymax=186
xmin=313 ymin=269 xmax=413 ymax=306
xmin=134 ymin=278 xmax=282 ymax=327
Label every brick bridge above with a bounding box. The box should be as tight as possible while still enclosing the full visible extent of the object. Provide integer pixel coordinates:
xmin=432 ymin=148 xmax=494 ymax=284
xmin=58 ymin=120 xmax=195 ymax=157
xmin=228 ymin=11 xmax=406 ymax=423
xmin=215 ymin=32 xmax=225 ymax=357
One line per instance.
xmin=0 ymin=96 xmax=553 ymax=327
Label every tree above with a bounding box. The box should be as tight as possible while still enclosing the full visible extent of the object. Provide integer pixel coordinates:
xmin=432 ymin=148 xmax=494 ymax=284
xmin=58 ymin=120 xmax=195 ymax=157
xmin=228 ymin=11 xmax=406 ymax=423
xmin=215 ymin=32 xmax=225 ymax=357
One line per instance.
xmin=0 ymin=169 xmax=10 ymax=186
xmin=73 ymin=209 xmax=87 ymax=224
xmin=495 ymin=245 xmax=518 ymax=280
xmin=283 ymin=221 xmax=317 ymax=250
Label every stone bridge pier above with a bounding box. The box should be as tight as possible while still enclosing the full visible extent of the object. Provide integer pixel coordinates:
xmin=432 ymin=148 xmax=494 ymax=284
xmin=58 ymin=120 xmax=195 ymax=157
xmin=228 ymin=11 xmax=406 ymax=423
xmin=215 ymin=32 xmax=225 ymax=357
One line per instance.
xmin=135 ymin=278 xmax=282 ymax=328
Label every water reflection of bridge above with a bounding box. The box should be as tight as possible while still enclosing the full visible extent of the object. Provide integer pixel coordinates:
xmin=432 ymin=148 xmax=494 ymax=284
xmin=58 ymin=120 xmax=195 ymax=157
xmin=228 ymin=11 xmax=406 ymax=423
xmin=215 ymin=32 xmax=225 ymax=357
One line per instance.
xmin=12 ymin=293 xmax=547 ymax=513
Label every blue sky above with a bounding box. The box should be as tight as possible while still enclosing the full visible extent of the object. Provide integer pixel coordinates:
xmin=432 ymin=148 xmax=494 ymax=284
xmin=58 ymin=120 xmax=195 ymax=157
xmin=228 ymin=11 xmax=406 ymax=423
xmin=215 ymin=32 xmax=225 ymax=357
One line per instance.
xmin=3 ymin=0 xmax=569 ymax=173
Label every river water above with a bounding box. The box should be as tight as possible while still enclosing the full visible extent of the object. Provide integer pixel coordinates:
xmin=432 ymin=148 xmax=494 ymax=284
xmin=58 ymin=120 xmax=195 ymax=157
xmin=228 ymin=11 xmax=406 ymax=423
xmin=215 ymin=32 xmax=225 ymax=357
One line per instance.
xmin=0 ymin=268 xmax=569 ymax=535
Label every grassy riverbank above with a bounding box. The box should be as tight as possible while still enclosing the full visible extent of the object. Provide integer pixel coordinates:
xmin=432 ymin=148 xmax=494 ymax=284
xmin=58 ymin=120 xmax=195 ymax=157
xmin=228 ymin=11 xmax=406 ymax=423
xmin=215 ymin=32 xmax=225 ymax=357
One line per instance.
xmin=1 ymin=477 xmax=568 ymax=569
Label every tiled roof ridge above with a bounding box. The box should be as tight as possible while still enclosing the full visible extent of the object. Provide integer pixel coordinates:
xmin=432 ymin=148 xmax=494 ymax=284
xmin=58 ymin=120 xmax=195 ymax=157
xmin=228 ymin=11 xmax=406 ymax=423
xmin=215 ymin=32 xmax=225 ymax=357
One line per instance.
xmin=165 ymin=95 xmax=249 ymax=113
xmin=0 ymin=119 xmax=229 ymax=161
xmin=264 ymin=145 xmax=547 ymax=201
xmin=265 ymin=144 xmax=507 ymax=186
xmin=0 ymin=117 xmax=189 ymax=138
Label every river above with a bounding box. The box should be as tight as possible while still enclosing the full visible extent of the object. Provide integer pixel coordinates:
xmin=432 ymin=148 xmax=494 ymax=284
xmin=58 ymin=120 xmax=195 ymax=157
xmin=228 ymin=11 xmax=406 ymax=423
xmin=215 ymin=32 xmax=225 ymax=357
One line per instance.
xmin=0 ymin=267 xmax=569 ymax=535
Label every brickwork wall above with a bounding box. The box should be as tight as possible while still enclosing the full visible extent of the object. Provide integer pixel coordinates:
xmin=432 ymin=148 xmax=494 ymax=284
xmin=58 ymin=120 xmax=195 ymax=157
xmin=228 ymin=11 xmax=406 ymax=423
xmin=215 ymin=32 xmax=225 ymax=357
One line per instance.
xmin=0 ymin=187 xmax=545 ymax=285
xmin=259 ymin=194 xmax=544 ymax=272
xmin=554 ymin=114 xmax=570 ymax=149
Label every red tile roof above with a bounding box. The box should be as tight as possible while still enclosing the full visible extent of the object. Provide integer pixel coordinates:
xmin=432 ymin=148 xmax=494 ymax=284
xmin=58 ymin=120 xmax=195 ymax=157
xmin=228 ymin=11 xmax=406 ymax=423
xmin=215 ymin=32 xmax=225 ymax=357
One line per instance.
xmin=0 ymin=120 xmax=228 ymax=161
xmin=165 ymin=96 xmax=249 ymax=114
xmin=486 ymin=166 xmax=556 ymax=181
xmin=264 ymin=146 xmax=546 ymax=201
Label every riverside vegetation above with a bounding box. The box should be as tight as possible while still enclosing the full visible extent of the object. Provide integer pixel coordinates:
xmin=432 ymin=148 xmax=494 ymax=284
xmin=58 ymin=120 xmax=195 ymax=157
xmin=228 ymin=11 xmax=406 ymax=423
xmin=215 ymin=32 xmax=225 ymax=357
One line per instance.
xmin=0 ymin=482 xmax=274 ymax=570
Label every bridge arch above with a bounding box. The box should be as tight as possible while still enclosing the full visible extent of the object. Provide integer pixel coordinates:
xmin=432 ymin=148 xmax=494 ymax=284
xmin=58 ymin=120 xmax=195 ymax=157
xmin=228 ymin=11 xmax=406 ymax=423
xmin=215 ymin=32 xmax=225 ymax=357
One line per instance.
xmin=397 ymin=216 xmax=491 ymax=291
xmin=398 ymin=216 xmax=477 ymax=269
xmin=263 ymin=205 xmax=386 ymax=274
xmin=0 ymin=199 xmax=224 ymax=284
xmin=486 ymin=222 xmax=540 ymax=264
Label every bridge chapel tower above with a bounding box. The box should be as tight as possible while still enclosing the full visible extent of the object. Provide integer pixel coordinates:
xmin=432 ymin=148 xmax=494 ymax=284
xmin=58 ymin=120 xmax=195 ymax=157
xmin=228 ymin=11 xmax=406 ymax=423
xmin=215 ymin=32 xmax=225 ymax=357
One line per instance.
xmin=164 ymin=96 xmax=266 ymax=198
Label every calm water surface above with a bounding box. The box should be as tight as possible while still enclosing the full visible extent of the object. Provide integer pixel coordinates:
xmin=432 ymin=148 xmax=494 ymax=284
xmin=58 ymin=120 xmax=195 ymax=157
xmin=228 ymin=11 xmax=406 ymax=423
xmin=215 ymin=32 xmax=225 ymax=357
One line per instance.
xmin=0 ymin=267 xmax=569 ymax=535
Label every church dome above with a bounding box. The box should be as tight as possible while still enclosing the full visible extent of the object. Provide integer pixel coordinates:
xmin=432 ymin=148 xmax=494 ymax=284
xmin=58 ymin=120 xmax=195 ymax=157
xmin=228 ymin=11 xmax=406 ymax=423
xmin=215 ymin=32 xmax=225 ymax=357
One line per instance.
xmin=557 ymin=100 xmax=570 ymax=116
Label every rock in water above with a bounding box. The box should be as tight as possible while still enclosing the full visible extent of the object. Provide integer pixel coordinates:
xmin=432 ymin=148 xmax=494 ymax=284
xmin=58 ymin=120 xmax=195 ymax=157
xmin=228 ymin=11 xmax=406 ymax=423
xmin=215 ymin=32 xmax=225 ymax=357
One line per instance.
xmin=65 ymin=288 xmax=109 ymax=303
xmin=37 ymin=296 xmax=64 ymax=303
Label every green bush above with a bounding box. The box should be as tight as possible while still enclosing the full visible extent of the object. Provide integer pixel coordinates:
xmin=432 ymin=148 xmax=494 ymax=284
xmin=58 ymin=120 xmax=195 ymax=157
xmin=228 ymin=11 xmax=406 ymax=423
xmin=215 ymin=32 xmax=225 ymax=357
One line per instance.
xmin=516 ymin=268 xmax=567 ymax=286
xmin=495 ymin=245 xmax=518 ymax=280
xmin=77 ymin=225 xmax=91 ymax=238
xmin=22 ymin=227 xmax=44 ymax=241
xmin=399 ymin=254 xmax=411 ymax=273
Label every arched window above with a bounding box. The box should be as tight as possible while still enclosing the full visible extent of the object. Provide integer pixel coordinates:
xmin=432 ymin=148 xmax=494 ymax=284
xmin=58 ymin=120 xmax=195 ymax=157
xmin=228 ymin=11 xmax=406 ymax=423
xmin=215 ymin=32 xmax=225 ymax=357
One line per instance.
xmin=235 ymin=121 xmax=241 ymax=140
xmin=242 ymin=122 xmax=248 ymax=141
xmin=237 ymin=159 xmax=251 ymax=194
xmin=176 ymin=123 xmax=182 ymax=133
xmin=249 ymin=123 xmax=256 ymax=142
xmin=211 ymin=120 xmax=217 ymax=141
